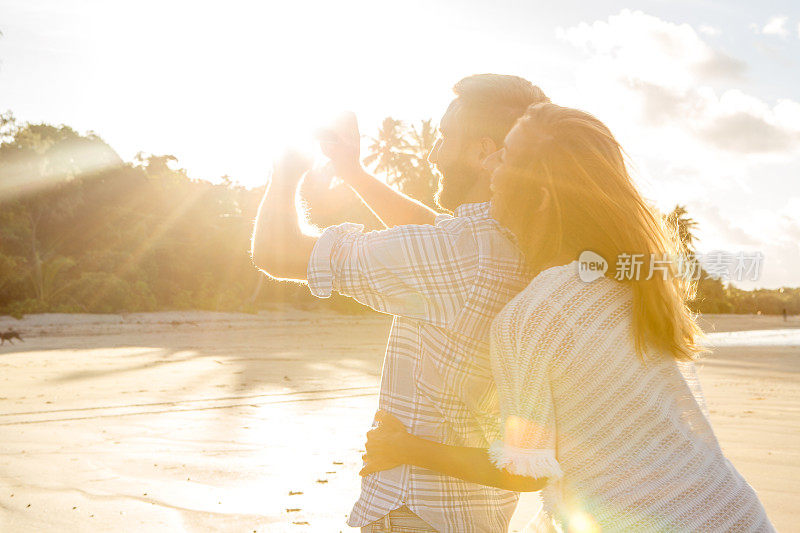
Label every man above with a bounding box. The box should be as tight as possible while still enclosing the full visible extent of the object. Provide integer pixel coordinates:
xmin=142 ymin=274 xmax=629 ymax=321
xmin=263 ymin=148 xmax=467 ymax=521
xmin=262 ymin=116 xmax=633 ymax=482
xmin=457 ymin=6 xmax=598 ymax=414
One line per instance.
xmin=251 ymin=74 xmax=549 ymax=532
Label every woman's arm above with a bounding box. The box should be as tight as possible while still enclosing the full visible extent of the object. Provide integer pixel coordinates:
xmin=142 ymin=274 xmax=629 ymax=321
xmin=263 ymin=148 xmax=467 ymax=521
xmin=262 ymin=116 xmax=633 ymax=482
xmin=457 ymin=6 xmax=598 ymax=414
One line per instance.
xmin=361 ymin=411 xmax=546 ymax=493
xmin=250 ymin=151 xmax=318 ymax=281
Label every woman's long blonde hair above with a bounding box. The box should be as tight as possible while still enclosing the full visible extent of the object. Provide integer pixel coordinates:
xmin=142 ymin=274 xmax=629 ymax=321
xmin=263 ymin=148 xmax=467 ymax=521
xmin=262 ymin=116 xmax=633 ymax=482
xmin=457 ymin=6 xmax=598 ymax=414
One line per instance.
xmin=492 ymin=103 xmax=706 ymax=361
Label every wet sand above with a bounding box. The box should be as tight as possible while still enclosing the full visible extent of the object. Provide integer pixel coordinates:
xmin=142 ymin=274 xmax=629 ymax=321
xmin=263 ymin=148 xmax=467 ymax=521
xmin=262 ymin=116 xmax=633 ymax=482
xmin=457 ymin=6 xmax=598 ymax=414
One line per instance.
xmin=0 ymin=311 xmax=797 ymax=531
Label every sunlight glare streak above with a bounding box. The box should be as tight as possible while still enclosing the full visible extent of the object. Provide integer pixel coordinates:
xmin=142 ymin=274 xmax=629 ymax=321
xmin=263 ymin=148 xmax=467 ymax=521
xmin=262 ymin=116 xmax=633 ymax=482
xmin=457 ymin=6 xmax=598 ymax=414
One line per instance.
xmin=567 ymin=511 xmax=601 ymax=533
xmin=0 ymin=142 xmax=122 ymax=201
xmin=93 ymin=185 xmax=209 ymax=308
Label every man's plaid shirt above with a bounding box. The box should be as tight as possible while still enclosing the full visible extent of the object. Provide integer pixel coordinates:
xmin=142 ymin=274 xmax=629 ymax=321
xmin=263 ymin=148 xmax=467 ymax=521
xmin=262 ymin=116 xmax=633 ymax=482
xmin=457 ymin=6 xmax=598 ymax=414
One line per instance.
xmin=307 ymin=202 xmax=532 ymax=532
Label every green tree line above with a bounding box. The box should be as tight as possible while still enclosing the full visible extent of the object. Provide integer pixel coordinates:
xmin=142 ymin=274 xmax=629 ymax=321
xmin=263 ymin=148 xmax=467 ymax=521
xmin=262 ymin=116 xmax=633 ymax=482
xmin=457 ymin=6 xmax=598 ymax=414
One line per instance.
xmin=0 ymin=112 xmax=796 ymax=317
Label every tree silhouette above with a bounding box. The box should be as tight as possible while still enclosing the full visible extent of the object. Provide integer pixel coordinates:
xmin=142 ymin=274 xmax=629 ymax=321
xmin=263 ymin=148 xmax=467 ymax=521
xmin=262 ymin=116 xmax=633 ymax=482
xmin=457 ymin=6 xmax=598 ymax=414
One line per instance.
xmin=362 ymin=117 xmax=412 ymax=184
xmin=397 ymin=119 xmax=439 ymax=209
xmin=665 ymin=205 xmax=699 ymax=256
xmin=362 ymin=117 xmax=441 ymax=209
xmin=0 ymin=113 xmax=796 ymax=317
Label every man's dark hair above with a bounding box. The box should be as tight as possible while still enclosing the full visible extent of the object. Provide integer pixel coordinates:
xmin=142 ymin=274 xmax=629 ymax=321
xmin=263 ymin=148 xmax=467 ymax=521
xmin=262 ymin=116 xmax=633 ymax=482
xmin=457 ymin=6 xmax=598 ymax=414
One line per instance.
xmin=447 ymin=74 xmax=550 ymax=145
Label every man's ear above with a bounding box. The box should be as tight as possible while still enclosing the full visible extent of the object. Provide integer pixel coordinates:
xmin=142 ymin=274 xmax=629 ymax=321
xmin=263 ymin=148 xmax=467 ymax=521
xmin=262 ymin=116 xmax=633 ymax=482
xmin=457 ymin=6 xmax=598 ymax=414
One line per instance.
xmin=476 ymin=137 xmax=499 ymax=161
xmin=537 ymin=187 xmax=551 ymax=213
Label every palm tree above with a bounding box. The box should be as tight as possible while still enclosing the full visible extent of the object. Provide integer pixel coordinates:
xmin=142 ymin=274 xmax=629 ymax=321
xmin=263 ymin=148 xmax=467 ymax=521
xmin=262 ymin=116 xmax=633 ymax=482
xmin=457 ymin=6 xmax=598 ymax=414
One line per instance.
xmin=362 ymin=117 xmax=412 ymax=184
xmin=0 ymin=111 xmax=15 ymax=143
xmin=361 ymin=118 xmax=443 ymax=208
xmin=664 ymin=204 xmax=706 ymax=285
xmin=400 ymin=119 xmax=440 ymax=208
xmin=665 ymin=204 xmax=699 ymax=256
xmin=408 ymin=119 xmax=437 ymax=158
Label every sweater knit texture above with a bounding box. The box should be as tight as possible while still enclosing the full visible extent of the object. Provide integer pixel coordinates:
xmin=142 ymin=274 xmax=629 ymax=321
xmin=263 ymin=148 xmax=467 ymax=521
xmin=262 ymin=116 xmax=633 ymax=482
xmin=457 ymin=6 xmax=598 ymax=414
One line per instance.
xmin=489 ymin=260 xmax=775 ymax=532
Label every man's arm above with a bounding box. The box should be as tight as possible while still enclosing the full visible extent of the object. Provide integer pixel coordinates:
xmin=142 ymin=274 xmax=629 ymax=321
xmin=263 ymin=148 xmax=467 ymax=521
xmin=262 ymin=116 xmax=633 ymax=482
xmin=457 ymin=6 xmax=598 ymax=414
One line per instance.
xmin=361 ymin=411 xmax=546 ymax=492
xmin=401 ymin=436 xmax=545 ymax=493
xmin=250 ymin=151 xmax=317 ymax=281
xmin=319 ymin=112 xmax=439 ymax=228
xmin=338 ymin=163 xmax=438 ymax=227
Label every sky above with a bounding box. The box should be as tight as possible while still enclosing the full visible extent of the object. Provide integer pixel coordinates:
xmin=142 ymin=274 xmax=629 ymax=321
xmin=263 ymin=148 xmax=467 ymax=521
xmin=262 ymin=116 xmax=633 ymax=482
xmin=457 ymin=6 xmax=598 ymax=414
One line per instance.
xmin=0 ymin=0 xmax=798 ymax=289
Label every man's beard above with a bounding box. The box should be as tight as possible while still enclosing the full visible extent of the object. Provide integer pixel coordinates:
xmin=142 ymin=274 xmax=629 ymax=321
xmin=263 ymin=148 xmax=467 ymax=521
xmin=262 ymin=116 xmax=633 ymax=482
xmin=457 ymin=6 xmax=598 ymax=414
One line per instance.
xmin=434 ymin=162 xmax=485 ymax=212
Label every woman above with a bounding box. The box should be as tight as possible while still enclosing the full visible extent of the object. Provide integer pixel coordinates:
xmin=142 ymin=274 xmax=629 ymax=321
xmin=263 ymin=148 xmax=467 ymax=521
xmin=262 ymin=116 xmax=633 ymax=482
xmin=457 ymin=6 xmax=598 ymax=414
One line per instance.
xmin=361 ymin=103 xmax=774 ymax=531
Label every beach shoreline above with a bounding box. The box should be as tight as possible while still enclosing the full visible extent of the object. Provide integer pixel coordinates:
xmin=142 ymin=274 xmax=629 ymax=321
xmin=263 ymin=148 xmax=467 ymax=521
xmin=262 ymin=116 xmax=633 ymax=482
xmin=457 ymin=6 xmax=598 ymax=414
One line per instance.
xmin=1 ymin=310 xmax=797 ymax=531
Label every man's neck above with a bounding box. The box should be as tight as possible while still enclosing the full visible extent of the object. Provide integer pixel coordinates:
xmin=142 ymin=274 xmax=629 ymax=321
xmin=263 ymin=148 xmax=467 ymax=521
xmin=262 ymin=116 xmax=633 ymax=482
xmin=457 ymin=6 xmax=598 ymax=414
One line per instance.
xmin=458 ymin=192 xmax=490 ymax=208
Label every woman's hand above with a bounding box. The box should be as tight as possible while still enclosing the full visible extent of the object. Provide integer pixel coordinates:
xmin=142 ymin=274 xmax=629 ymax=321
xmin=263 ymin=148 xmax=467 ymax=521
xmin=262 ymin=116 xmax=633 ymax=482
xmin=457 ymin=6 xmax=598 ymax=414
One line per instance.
xmin=269 ymin=149 xmax=313 ymax=193
xmin=359 ymin=410 xmax=413 ymax=476
xmin=315 ymin=111 xmax=362 ymax=178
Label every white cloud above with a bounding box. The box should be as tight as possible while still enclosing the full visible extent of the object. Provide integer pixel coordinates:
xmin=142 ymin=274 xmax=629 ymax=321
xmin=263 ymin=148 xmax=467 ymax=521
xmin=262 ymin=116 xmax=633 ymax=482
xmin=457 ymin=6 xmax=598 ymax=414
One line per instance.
xmin=698 ymin=25 xmax=720 ymax=37
xmin=697 ymin=90 xmax=800 ymax=153
xmin=557 ymin=10 xmax=800 ymax=156
xmin=556 ymin=10 xmax=800 ymax=288
xmin=761 ymin=16 xmax=789 ymax=37
xmin=774 ymin=99 xmax=800 ymax=130
xmin=557 ymin=10 xmax=744 ymax=89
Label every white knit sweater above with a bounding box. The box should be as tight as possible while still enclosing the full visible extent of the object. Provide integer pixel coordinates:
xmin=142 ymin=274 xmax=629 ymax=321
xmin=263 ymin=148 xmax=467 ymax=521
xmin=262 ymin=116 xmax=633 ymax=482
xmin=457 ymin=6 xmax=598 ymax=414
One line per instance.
xmin=489 ymin=261 xmax=775 ymax=532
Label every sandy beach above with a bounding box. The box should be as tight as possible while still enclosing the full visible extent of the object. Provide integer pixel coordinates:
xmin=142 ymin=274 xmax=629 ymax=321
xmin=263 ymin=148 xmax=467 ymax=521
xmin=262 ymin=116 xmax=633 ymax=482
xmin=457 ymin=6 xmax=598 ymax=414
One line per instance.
xmin=1 ymin=310 xmax=797 ymax=532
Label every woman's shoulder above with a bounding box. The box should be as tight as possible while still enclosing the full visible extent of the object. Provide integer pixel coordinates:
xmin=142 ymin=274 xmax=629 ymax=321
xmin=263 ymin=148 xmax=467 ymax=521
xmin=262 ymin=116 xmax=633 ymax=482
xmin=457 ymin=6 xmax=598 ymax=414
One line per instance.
xmin=496 ymin=260 xmax=630 ymax=333
xmin=521 ymin=260 xmax=624 ymax=302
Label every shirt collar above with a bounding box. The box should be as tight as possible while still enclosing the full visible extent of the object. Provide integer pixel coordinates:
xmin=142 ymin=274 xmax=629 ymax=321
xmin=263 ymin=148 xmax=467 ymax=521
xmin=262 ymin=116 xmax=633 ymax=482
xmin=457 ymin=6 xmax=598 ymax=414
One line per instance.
xmin=453 ymin=201 xmax=524 ymax=250
xmin=453 ymin=201 xmax=490 ymax=218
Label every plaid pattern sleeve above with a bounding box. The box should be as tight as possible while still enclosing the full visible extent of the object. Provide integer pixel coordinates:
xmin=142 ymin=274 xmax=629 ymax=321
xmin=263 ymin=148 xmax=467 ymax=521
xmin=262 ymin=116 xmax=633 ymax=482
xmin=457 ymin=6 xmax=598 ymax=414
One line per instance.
xmin=307 ymin=216 xmax=481 ymax=328
xmin=307 ymin=222 xmax=365 ymax=299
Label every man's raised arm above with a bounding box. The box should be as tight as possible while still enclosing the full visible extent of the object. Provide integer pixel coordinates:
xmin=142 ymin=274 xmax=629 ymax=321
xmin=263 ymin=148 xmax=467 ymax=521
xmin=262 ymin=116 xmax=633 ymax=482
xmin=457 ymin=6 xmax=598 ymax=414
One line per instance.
xmin=250 ymin=151 xmax=318 ymax=282
xmin=319 ymin=112 xmax=439 ymax=228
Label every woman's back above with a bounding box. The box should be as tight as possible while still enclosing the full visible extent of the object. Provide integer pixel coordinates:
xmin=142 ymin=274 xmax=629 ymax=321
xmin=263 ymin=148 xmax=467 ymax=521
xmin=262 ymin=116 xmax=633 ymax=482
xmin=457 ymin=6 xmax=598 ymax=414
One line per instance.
xmin=490 ymin=261 xmax=774 ymax=531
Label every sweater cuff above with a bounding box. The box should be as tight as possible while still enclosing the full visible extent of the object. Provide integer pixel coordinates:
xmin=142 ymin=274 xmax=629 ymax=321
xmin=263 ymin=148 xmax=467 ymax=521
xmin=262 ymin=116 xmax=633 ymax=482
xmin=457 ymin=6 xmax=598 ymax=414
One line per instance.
xmin=489 ymin=440 xmax=563 ymax=480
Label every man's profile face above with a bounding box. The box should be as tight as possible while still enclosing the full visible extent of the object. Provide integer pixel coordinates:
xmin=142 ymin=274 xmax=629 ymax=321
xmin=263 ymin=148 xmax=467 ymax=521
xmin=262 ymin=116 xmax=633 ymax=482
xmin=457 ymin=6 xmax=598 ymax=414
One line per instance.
xmin=427 ymin=103 xmax=486 ymax=212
